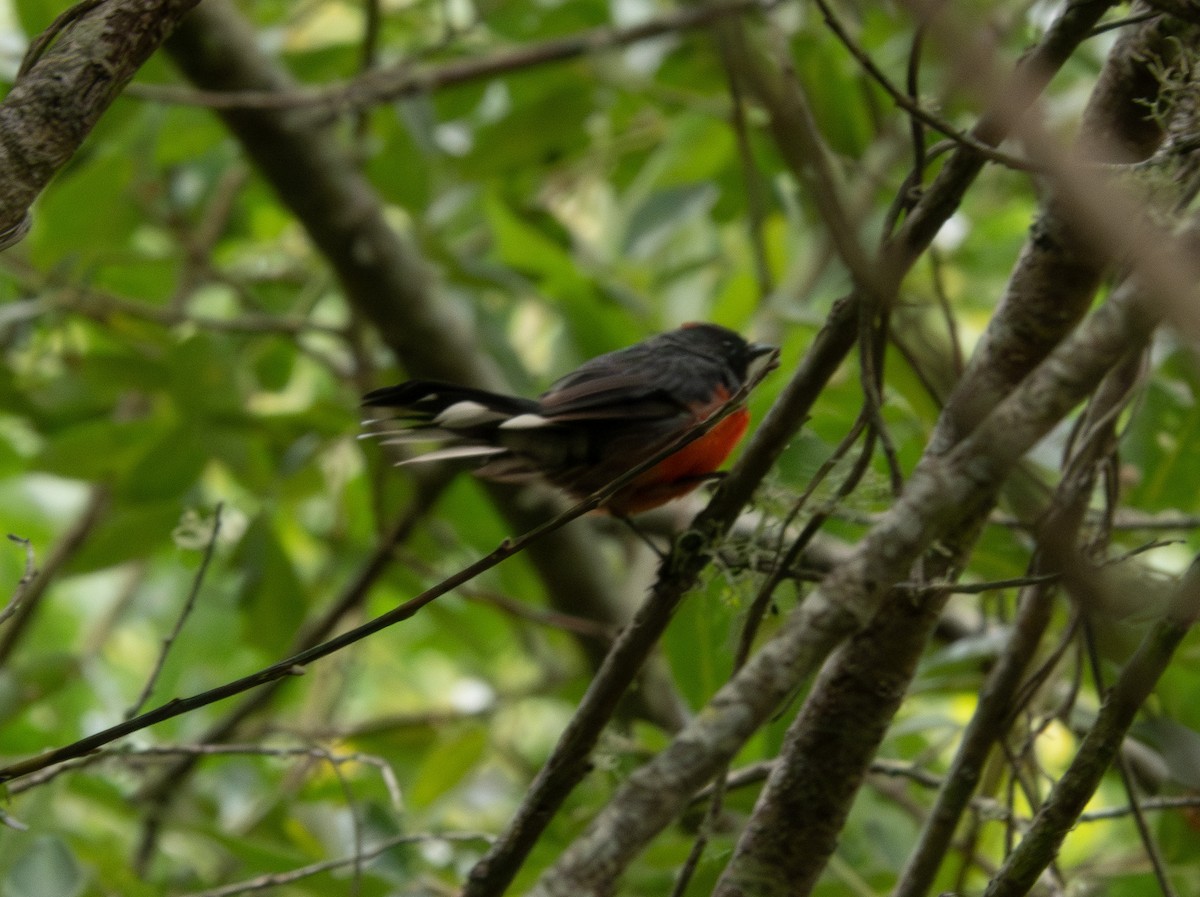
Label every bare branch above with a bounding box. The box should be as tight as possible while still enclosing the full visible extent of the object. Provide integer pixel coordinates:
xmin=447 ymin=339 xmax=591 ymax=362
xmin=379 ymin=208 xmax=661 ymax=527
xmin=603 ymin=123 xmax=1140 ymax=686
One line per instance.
xmin=132 ymin=1 xmax=768 ymax=113
xmin=0 ymin=0 xmax=202 ymax=241
xmin=125 ymin=504 xmax=224 ymax=719
xmin=982 ymin=556 xmax=1200 ymax=897
xmin=0 ymin=535 xmax=35 ymax=628
xmin=176 ymin=831 xmax=493 ymax=897
xmin=528 ymin=226 xmax=1171 ymax=896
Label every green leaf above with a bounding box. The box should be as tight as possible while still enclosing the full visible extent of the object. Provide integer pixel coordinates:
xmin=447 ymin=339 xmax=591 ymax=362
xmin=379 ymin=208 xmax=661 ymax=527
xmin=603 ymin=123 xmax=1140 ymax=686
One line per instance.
xmin=663 ymin=576 xmax=737 ymax=711
xmin=167 ymin=333 xmax=245 ymax=416
xmin=233 ymin=515 xmax=307 ymax=655
xmin=28 ymin=153 xmax=139 ymax=270
xmin=408 ymin=726 xmax=488 ymax=808
xmin=67 ymin=502 xmax=182 ymax=572
xmin=3 ymin=837 xmax=84 ymax=897
xmin=121 ymin=424 xmax=210 ymax=502
xmin=35 ymin=417 xmax=165 ymax=484
xmin=622 ymin=183 xmax=718 ymax=261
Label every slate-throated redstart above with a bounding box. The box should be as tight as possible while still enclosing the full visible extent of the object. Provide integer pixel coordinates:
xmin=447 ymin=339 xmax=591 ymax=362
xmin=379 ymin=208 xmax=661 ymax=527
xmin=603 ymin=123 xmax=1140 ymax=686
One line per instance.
xmin=362 ymin=323 xmax=777 ymax=515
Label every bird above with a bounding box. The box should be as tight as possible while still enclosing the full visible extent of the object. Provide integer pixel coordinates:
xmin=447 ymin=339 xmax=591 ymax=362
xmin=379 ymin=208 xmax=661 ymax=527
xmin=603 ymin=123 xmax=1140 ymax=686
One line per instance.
xmin=361 ymin=323 xmax=777 ymax=516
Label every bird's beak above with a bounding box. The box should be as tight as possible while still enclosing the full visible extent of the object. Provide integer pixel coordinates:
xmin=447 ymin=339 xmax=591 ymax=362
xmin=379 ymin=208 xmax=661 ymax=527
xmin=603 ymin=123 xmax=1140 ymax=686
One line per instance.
xmin=747 ymin=342 xmax=780 ymax=379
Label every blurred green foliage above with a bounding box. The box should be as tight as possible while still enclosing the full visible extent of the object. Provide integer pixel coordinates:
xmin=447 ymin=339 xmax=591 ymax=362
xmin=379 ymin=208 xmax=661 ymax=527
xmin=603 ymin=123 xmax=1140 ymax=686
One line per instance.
xmin=1 ymin=1 xmax=1199 ymax=895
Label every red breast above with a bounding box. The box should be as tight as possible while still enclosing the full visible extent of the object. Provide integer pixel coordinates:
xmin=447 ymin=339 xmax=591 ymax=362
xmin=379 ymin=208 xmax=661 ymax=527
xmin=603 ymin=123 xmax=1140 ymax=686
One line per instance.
xmin=363 ymin=324 xmax=777 ymax=514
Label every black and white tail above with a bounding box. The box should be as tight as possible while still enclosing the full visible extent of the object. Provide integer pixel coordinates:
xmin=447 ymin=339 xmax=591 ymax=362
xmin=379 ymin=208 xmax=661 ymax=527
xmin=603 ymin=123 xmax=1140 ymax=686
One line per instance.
xmin=361 ymin=381 xmax=553 ymax=472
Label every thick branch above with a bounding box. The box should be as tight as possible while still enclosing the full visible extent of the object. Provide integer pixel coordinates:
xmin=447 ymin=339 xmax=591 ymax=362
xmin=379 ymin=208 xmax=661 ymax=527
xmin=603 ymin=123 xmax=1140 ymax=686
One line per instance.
xmin=528 ymin=241 xmax=1165 ymax=896
xmin=713 ymin=14 xmax=1181 ymax=896
xmin=469 ymin=3 xmax=1119 ymax=891
xmin=893 ymin=349 xmax=1145 ymax=897
xmin=983 ymin=560 xmax=1200 ymax=897
xmin=162 ymin=0 xmax=683 ymax=730
xmin=930 ymin=10 xmax=1182 ymax=452
xmin=0 ymin=0 xmax=201 ymax=243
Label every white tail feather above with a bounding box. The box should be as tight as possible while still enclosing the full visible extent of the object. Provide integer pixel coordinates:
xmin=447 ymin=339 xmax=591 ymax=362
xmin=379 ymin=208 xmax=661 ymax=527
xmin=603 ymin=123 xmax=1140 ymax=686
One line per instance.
xmin=434 ymin=400 xmax=510 ymax=428
xmin=499 ymin=413 xmax=552 ymax=429
xmin=396 ymin=445 xmax=506 ymax=466
xmin=375 ymin=431 xmax=448 ymax=445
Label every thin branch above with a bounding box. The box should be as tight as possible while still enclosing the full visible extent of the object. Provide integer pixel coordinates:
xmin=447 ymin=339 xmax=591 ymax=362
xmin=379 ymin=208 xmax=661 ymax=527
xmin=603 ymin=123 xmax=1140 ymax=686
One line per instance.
xmin=0 ymin=374 xmax=770 ymax=786
xmin=126 ymin=505 xmax=224 ymax=719
xmin=1082 ymin=584 xmax=1178 ymax=897
xmin=0 ymin=486 xmax=110 ymax=664
xmin=716 ymin=26 xmax=775 ymax=301
xmin=1081 ymin=795 xmax=1200 ymax=822
xmin=1139 ymin=0 xmax=1200 ymax=26
xmin=128 ymin=0 xmax=769 ymax=114
xmin=0 ymin=535 xmax=36 ymax=628
xmin=907 ymin=21 xmax=929 ymax=187
xmin=175 ymin=831 xmax=494 ymax=897
xmin=811 ymin=0 xmax=1038 ymax=173
xmin=1088 ymin=10 xmax=1162 ymax=36
xmin=982 ymin=557 xmax=1200 ymax=897
xmin=10 ymin=742 xmax=404 ymax=808
xmin=722 ymin=18 xmax=879 ymax=301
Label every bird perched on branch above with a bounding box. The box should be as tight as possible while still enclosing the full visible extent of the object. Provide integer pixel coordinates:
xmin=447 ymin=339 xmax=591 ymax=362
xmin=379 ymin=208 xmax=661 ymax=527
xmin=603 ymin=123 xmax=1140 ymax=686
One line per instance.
xmin=362 ymin=323 xmax=777 ymax=515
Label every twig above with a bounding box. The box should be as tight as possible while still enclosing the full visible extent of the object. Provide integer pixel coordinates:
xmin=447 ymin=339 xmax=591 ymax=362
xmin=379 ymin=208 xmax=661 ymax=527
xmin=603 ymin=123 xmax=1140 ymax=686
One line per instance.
xmin=130 ymin=481 xmax=449 ymax=865
xmin=173 ymin=831 xmax=493 ymax=897
xmin=1081 ymin=619 xmax=1178 ymax=897
xmin=716 ymin=26 xmax=775 ymax=301
xmin=0 ymin=487 xmax=110 ymax=664
xmin=127 ymin=0 xmax=769 ymax=113
xmin=126 ymin=504 xmax=224 ymax=718
xmin=981 ymin=557 xmax=1200 ymax=897
xmin=10 ymin=743 xmax=403 ymax=808
xmin=907 ymin=21 xmax=929 ymax=188
xmin=1088 ymin=10 xmax=1161 ymax=36
xmin=0 ymin=370 xmax=773 ymax=786
xmin=928 ymin=249 xmax=964 ymax=376
xmin=0 ymin=535 xmax=36 ymax=628
xmin=811 ymin=0 xmax=1038 ymax=172
xmin=399 ymin=552 xmax=618 ymax=640
xmin=1081 ymin=795 xmax=1200 ymax=821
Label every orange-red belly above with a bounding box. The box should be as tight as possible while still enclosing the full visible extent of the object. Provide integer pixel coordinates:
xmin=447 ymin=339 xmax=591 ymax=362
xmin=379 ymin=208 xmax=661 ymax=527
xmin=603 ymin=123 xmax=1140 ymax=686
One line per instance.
xmin=608 ymin=406 xmax=750 ymax=514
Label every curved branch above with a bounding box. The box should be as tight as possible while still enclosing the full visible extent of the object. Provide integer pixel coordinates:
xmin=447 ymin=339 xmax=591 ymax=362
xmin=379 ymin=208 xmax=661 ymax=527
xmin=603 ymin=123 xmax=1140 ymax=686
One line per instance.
xmin=131 ymin=0 xmax=767 ymax=112
xmin=714 ymin=13 xmax=1185 ymax=896
xmin=528 ymin=240 xmax=1167 ymax=896
xmin=983 ymin=557 xmax=1200 ymax=897
xmin=0 ymin=0 xmax=201 ymax=242
xmin=474 ymin=2 xmax=1121 ymax=891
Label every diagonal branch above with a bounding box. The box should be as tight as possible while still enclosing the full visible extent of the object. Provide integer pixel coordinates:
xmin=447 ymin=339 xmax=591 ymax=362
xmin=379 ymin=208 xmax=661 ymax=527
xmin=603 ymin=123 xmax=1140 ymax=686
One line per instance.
xmin=0 ymin=375 xmax=762 ymax=786
xmin=983 ymin=555 xmax=1200 ymax=897
xmin=713 ymin=12 xmax=1186 ymax=895
xmin=0 ymin=0 xmax=202 ymax=246
xmin=130 ymin=0 xmax=767 ymax=112
xmin=527 ymin=229 xmax=1172 ymax=896
xmin=471 ymin=2 xmax=1121 ymax=891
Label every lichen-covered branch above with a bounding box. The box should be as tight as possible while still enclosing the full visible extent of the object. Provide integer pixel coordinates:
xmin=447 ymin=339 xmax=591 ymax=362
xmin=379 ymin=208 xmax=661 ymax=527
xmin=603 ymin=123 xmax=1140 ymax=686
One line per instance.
xmin=0 ymin=0 xmax=202 ymax=244
xmin=529 ymin=227 xmax=1168 ymax=896
xmin=712 ymin=14 xmax=1185 ymax=896
xmin=982 ymin=558 xmax=1200 ymax=897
